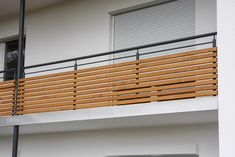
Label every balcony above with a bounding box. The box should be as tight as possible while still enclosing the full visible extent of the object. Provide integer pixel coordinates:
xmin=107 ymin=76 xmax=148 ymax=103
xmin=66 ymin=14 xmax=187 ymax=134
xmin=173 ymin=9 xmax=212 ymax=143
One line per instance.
xmin=0 ymin=33 xmax=217 ymax=117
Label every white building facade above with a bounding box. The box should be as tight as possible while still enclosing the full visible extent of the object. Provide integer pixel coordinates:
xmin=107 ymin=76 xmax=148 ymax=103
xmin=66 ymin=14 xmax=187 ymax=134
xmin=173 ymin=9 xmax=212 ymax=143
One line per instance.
xmin=0 ymin=0 xmax=233 ymax=157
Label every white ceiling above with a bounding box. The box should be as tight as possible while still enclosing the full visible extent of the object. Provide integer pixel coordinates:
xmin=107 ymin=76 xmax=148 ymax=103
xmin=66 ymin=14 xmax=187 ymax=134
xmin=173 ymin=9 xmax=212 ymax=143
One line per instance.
xmin=0 ymin=0 xmax=66 ymax=19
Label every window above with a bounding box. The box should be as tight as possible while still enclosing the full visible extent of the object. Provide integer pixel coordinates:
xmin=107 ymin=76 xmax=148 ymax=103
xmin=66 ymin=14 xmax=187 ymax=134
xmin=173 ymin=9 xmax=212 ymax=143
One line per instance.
xmin=4 ymin=39 xmax=25 ymax=80
xmin=112 ymin=0 xmax=196 ymax=61
xmin=113 ymin=0 xmax=195 ymax=50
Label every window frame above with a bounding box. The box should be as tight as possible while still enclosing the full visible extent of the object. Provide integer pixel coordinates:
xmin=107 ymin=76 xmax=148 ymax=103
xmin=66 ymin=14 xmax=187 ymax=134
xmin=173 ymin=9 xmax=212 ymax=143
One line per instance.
xmin=0 ymin=36 xmax=26 ymax=81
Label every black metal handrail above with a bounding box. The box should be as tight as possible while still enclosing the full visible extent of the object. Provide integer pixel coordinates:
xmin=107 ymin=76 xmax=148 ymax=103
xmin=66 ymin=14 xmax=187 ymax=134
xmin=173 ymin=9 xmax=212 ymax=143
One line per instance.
xmin=0 ymin=32 xmax=217 ymax=78
xmin=24 ymin=32 xmax=217 ymax=69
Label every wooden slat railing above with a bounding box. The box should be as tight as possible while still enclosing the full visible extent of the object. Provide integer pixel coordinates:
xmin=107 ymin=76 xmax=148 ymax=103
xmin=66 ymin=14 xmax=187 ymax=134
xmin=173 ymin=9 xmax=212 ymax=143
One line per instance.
xmin=0 ymin=80 xmax=15 ymax=116
xmin=0 ymin=47 xmax=218 ymax=116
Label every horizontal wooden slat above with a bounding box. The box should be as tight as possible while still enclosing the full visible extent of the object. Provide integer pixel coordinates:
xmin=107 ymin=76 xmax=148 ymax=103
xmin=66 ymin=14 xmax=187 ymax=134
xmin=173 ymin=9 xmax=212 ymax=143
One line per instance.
xmin=0 ymin=80 xmax=15 ymax=85
xmin=0 ymin=107 xmax=14 ymax=112
xmin=0 ymin=78 xmax=17 ymax=117
xmin=0 ymin=95 xmax=14 ymax=101
xmin=157 ymin=85 xmax=217 ymax=96
xmin=0 ymin=91 xmax=15 ymax=98
xmin=0 ymin=111 xmax=13 ymax=116
xmin=0 ymin=98 xmax=14 ymax=104
xmin=0 ymin=83 xmax=15 ymax=89
xmin=0 ymin=87 xmax=15 ymax=93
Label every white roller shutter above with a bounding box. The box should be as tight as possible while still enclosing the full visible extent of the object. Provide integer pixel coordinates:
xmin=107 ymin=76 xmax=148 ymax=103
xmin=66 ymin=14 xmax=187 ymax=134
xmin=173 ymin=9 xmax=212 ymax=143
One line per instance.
xmin=113 ymin=0 xmax=195 ymax=50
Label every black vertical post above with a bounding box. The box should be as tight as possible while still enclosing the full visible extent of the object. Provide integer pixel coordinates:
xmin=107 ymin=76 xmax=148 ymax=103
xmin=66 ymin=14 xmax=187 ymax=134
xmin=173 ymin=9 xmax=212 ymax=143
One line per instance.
xmin=73 ymin=61 xmax=78 ymax=110
xmin=212 ymin=35 xmax=217 ymax=47
xmin=12 ymin=126 xmax=19 ymax=157
xmin=136 ymin=49 xmax=140 ymax=60
xmin=12 ymin=0 xmax=25 ymax=157
xmin=136 ymin=50 xmax=140 ymax=92
xmin=212 ymin=35 xmax=217 ymax=96
xmin=18 ymin=0 xmax=25 ymax=79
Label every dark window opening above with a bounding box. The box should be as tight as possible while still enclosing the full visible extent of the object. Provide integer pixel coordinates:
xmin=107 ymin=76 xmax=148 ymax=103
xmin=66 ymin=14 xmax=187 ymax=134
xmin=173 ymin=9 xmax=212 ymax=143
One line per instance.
xmin=4 ymin=39 xmax=25 ymax=81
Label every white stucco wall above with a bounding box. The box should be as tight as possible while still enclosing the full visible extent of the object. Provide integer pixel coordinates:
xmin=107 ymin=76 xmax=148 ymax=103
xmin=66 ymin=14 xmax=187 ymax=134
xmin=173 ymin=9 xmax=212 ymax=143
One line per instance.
xmin=0 ymin=0 xmax=216 ymax=71
xmin=217 ymin=0 xmax=235 ymax=157
xmin=0 ymin=123 xmax=219 ymax=157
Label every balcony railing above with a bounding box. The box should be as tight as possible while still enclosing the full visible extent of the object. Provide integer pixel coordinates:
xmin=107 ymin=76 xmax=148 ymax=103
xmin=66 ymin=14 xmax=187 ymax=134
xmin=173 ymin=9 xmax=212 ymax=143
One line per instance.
xmin=0 ymin=32 xmax=217 ymax=116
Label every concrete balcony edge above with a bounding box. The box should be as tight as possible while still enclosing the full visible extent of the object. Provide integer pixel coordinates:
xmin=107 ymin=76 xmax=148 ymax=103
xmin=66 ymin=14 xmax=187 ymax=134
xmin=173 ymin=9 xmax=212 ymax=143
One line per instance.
xmin=0 ymin=96 xmax=218 ymax=136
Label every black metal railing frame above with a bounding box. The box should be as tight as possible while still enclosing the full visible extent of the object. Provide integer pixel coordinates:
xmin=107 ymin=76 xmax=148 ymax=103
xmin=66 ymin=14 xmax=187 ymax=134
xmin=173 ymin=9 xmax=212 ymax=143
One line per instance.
xmin=0 ymin=32 xmax=217 ymax=116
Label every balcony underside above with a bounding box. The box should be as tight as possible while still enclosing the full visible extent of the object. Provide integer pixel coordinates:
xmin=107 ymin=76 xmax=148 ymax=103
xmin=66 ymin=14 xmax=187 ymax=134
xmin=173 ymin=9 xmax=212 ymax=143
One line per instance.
xmin=0 ymin=96 xmax=217 ymax=136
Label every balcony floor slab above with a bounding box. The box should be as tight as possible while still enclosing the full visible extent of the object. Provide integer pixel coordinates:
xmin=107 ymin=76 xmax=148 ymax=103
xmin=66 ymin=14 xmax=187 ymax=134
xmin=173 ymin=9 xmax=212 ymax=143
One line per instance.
xmin=0 ymin=96 xmax=218 ymax=136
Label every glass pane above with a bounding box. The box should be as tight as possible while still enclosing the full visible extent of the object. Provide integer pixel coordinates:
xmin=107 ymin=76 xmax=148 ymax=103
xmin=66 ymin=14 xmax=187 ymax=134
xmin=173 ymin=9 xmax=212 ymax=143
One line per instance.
xmin=4 ymin=40 xmax=19 ymax=80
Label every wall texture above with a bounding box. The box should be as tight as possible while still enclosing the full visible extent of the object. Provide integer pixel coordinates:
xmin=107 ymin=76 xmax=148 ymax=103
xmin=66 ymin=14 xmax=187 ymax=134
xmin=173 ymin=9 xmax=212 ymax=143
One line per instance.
xmin=0 ymin=123 xmax=219 ymax=157
xmin=217 ymin=0 xmax=235 ymax=157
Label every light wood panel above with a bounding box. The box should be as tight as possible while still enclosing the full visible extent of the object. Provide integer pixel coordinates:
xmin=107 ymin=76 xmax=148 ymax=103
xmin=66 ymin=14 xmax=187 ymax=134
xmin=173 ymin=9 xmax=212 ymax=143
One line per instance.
xmin=0 ymin=80 xmax=15 ymax=116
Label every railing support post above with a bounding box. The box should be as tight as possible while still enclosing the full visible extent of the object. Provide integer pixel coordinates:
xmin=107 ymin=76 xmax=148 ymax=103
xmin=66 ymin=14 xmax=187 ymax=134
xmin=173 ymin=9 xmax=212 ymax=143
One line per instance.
xmin=136 ymin=49 xmax=140 ymax=94
xmin=12 ymin=126 xmax=19 ymax=157
xmin=212 ymin=35 xmax=217 ymax=96
xmin=212 ymin=35 xmax=217 ymax=47
xmin=73 ymin=61 xmax=78 ymax=109
xmin=12 ymin=0 xmax=25 ymax=157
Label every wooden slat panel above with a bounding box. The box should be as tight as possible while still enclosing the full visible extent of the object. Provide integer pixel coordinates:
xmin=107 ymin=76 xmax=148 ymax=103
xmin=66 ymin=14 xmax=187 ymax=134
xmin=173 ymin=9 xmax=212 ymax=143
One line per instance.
xmin=0 ymin=80 xmax=15 ymax=116
xmin=0 ymin=47 xmax=218 ymax=116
